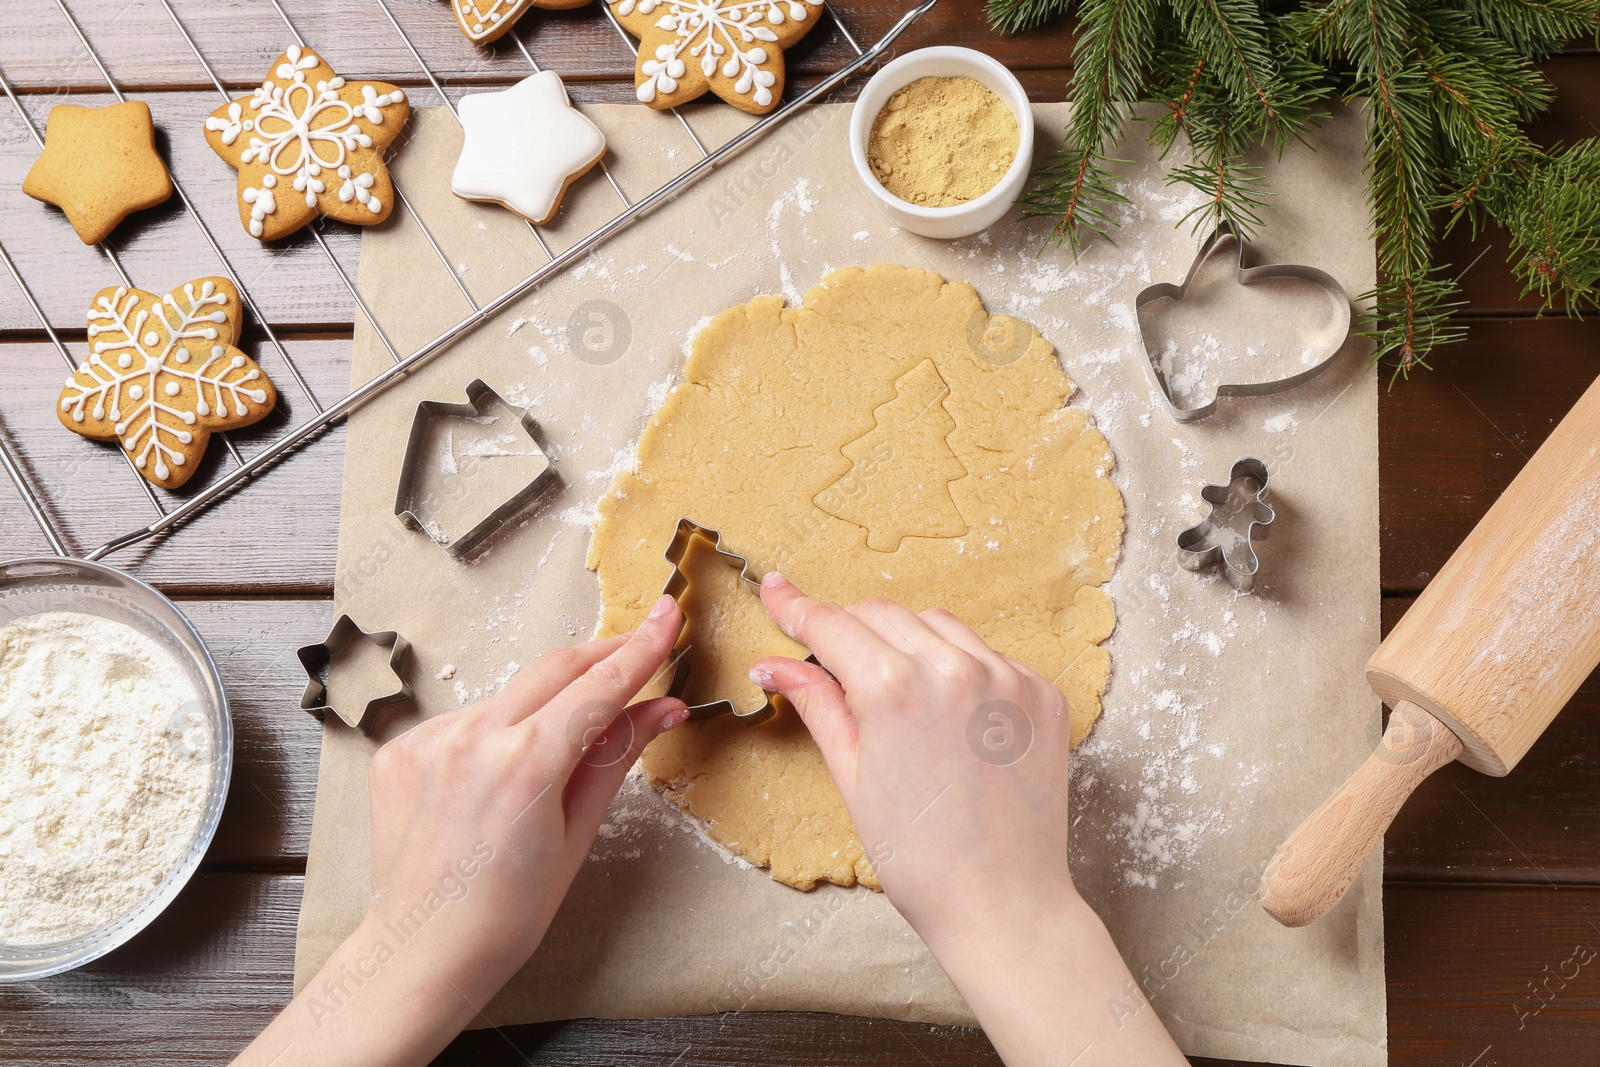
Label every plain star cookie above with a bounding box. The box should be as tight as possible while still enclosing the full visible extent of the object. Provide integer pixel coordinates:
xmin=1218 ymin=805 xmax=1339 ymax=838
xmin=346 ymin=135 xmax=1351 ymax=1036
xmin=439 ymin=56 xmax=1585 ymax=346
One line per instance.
xmin=22 ymin=101 xmax=173 ymax=245
xmin=609 ymin=0 xmax=825 ymax=114
xmin=203 ymin=46 xmax=410 ymax=241
xmin=451 ymin=71 xmax=606 ymax=225
xmin=588 ymin=265 xmax=1124 ymax=890
xmin=57 ymin=277 xmax=278 ymax=490
xmin=445 ymin=0 xmax=590 ymax=43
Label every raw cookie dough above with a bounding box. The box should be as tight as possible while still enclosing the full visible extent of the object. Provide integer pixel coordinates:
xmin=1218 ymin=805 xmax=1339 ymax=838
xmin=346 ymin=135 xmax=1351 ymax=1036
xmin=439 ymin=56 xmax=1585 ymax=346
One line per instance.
xmin=588 ymin=264 xmax=1123 ymax=890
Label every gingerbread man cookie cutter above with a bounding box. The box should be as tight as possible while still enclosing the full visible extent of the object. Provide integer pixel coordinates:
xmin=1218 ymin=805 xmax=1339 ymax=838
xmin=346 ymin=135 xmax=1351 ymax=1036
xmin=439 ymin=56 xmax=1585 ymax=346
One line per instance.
xmin=1176 ymin=457 xmax=1275 ymax=593
xmin=1135 ymin=221 xmax=1353 ymax=423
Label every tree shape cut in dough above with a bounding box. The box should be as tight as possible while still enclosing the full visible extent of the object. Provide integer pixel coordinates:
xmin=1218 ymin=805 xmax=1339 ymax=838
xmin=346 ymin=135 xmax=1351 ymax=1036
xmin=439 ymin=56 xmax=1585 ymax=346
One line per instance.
xmin=57 ymin=277 xmax=278 ymax=490
xmin=203 ymin=46 xmax=409 ymax=241
xmin=815 ymin=358 xmax=968 ymax=552
xmin=590 ymin=265 xmax=1124 ymax=892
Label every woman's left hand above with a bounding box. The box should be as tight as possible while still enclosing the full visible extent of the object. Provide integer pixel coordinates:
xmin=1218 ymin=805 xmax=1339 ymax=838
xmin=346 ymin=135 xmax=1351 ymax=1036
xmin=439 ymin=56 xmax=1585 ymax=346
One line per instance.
xmin=234 ymin=594 xmax=687 ymax=1067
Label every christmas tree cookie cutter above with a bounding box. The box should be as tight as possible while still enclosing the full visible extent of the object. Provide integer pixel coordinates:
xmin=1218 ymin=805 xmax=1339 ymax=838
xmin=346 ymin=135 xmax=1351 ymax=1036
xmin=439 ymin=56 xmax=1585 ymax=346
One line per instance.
xmin=1135 ymin=221 xmax=1353 ymax=423
xmin=297 ymin=615 xmax=414 ymax=733
xmin=393 ymin=379 xmax=556 ymax=558
xmin=660 ymin=518 xmax=781 ymax=725
xmin=1177 ymin=457 xmax=1275 ymax=593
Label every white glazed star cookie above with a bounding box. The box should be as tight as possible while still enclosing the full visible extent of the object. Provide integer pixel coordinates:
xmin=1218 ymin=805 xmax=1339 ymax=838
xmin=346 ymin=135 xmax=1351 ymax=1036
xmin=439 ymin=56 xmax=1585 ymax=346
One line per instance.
xmin=451 ymin=71 xmax=606 ymax=225
xmin=609 ymin=0 xmax=826 ymax=115
xmin=203 ymin=46 xmax=410 ymax=241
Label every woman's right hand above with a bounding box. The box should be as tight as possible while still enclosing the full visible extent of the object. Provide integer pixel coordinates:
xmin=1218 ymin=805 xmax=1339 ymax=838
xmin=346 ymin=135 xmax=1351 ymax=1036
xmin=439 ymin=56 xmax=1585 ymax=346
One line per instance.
xmin=752 ymin=573 xmax=1186 ymax=1067
xmin=749 ymin=573 xmax=1075 ymax=937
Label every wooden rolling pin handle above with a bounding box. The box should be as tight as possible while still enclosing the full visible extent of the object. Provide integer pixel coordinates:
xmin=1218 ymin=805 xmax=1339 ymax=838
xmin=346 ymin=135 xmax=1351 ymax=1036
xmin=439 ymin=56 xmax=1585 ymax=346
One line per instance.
xmin=1261 ymin=701 xmax=1463 ymax=928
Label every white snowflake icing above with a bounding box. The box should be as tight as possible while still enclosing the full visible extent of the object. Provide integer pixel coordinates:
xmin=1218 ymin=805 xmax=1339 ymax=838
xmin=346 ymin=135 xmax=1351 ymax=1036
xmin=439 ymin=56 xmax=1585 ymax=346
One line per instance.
xmin=204 ymin=45 xmax=406 ymax=237
xmin=618 ymin=0 xmax=819 ymax=107
xmin=452 ymin=0 xmax=530 ymax=40
xmin=62 ymin=282 xmax=269 ymax=482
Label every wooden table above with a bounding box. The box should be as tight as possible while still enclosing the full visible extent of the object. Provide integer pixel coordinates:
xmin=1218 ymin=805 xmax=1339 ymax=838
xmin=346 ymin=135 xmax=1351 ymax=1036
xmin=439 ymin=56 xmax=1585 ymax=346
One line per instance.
xmin=0 ymin=1 xmax=1595 ymax=1062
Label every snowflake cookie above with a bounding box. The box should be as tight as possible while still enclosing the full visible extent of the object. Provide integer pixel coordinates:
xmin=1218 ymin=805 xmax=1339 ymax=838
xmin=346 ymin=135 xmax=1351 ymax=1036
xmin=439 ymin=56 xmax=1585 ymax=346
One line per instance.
xmin=57 ymin=277 xmax=278 ymax=490
xmin=445 ymin=0 xmax=591 ymax=45
xmin=609 ymin=0 xmax=826 ymax=114
xmin=203 ymin=46 xmax=410 ymax=241
xmin=452 ymin=71 xmax=606 ymax=225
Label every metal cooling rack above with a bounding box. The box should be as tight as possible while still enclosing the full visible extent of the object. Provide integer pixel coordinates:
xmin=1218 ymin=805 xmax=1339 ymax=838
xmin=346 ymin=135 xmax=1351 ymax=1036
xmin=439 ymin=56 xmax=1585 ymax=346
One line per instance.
xmin=0 ymin=0 xmax=936 ymax=563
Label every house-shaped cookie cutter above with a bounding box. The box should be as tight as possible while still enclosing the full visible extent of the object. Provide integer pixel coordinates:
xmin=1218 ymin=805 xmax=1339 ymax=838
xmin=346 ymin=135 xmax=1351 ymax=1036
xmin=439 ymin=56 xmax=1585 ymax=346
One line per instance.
xmin=660 ymin=518 xmax=781 ymax=725
xmin=394 ymin=379 xmax=556 ymax=557
xmin=1176 ymin=457 xmax=1276 ymax=593
xmin=297 ymin=614 xmax=414 ymax=733
xmin=1136 ymin=221 xmax=1353 ymax=422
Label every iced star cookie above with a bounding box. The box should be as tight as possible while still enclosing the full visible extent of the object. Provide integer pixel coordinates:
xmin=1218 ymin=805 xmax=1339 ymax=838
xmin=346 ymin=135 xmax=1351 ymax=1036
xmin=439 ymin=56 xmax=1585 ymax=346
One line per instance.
xmin=58 ymin=277 xmax=278 ymax=490
xmin=203 ymin=46 xmax=410 ymax=241
xmin=609 ymin=0 xmax=825 ymax=114
xmin=445 ymin=0 xmax=591 ymax=44
xmin=22 ymin=101 xmax=173 ymax=245
xmin=452 ymin=71 xmax=605 ymax=225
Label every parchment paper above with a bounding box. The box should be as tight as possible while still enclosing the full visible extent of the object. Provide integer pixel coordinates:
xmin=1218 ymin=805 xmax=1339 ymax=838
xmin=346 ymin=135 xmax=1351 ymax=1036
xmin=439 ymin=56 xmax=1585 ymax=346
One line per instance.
xmin=296 ymin=99 xmax=1384 ymax=1067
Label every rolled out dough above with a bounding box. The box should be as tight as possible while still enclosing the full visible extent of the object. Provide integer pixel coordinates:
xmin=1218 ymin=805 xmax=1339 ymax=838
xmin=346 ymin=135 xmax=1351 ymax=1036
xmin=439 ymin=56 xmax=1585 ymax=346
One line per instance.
xmin=588 ymin=264 xmax=1123 ymax=890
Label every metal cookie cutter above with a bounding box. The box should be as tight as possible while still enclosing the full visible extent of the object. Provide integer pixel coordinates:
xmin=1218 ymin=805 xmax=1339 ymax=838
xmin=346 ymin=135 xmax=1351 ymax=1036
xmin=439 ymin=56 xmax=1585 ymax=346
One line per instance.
xmin=297 ymin=615 xmax=414 ymax=733
xmin=1177 ymin=457 xmax=1275 ymax=593
xmin=660 ymin=518 xmax=781 ymax=725
xmin=1135 ymin=221 xmax=1353 ymax=422
xmin=394 ymin=379 xmax=556 ymax=557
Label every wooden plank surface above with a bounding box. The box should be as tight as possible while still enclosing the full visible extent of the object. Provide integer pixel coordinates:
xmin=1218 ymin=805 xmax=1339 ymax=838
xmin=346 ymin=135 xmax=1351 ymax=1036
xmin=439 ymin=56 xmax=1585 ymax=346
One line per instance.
xmin=2 ymin=0 xmax=1598 ymax=1062
xmin=2 ymin=874 xmax=1595 ymax=1066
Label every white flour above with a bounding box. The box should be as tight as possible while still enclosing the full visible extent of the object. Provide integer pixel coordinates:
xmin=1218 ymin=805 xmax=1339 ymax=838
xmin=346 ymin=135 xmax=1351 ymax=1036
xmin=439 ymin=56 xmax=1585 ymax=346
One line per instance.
xmin=0 ymin=611 xmax=211 ymax=944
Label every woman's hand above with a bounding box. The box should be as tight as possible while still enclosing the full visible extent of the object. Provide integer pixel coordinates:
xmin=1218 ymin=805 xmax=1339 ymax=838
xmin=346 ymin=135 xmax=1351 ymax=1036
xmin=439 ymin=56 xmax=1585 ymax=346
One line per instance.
xmin=753 ymin=574 xmax=1185 ymax=1067
xmin=234 ymin=595 xmax=687 ymax=1067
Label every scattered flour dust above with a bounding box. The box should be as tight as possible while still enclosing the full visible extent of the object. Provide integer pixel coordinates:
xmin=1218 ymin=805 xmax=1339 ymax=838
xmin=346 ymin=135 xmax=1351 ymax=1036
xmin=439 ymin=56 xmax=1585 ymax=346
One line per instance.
xmin=0 ymin=611 xmax=211 ymax=943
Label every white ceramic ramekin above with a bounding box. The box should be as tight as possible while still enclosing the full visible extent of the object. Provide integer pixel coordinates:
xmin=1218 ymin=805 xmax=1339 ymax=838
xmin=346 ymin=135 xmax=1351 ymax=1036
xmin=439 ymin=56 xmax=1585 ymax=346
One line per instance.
xmin=849 ymin=46 xmax=1034 ymax=240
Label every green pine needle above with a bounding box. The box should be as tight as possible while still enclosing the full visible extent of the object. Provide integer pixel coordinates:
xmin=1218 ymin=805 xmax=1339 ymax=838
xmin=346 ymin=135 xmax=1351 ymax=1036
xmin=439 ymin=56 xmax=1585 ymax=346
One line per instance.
xmin=992 ymin=0 xmax=1600 ymax=379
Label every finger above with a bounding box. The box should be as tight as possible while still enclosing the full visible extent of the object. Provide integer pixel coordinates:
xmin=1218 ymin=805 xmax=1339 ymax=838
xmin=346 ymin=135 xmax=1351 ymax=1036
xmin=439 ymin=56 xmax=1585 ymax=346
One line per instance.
xmin=561 ymin=696 xmax=688 ymax=835
xmin=531 ymin=594 xmax=683 ymax=772
xmin=849 ymin=597 xmax=941 ymax=655
xmin=919 ymin=607 xmax=1003 ymax=659
xmin=750 ymin=656 xmax=859 ymax=785
xmin=844 ymin=598 xmax=934 ymax=655
xmin=484 ymin=634 xmax=631 ymax=726
xmin=759 ymin=573 xmax=891 ymax=679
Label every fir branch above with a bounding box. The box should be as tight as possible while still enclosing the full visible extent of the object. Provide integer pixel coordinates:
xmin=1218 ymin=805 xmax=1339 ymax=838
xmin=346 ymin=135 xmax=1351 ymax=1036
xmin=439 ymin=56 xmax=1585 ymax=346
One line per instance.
xmin=991 ymin=0 xmax=1600 ymax=377
xmin=1021 ymin=0 xmax=1161 ymax=252
xmin=986 ymin=0 xmax=1076 ymax=35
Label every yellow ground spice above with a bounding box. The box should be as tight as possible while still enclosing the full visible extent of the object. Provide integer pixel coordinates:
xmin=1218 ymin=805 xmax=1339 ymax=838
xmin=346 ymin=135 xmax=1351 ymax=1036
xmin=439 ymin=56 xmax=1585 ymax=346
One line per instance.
xmin=867 ymin=76 xmax=1020 ymax=208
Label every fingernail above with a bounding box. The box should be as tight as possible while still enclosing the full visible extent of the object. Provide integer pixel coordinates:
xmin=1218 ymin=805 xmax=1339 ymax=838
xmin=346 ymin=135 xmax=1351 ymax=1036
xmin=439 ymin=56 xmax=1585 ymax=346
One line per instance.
xmin=659 ymin=706 xmax=691 ymax=731
xmin=648 ymin=593 xmax=676 ymax=620
xmin=749 ymin=663 xmax=776 ymax=691
xmin=762 ymin=571 xmax=788 ymax=589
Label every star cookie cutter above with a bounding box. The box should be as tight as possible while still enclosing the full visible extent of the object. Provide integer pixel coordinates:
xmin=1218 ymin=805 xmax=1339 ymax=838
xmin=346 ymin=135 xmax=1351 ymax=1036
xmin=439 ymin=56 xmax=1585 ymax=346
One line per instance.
xmin=1177 ymin=457 xmax=1275 ymax=593
xmin=394 ymin=379 xmax=557 ymax=558
xmin=1135 ymin=221 xmax=1353 ymax=423
xmin=297 ymin=615 xmax=414 ymax=733
xmin=660 ymin=518 xmax=781 ymax=725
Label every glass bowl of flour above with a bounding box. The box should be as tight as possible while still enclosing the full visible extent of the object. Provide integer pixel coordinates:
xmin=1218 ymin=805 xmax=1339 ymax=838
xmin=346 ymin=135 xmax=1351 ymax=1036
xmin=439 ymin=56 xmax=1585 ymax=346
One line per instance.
xmin=0 ymin=557 xmax=231 ymax=981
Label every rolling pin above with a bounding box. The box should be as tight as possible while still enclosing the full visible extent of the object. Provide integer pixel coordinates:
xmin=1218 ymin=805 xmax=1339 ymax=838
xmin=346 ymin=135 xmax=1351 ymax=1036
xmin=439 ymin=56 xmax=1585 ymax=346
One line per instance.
xmin=1261 ymin=373 xmax=1600 ymax=927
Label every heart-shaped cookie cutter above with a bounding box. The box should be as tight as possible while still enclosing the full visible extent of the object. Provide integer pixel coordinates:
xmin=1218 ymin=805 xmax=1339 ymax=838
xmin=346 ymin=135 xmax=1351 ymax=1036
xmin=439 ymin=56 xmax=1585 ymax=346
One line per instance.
xmin=1136 ymin=221 xmax=1353 ymax=422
